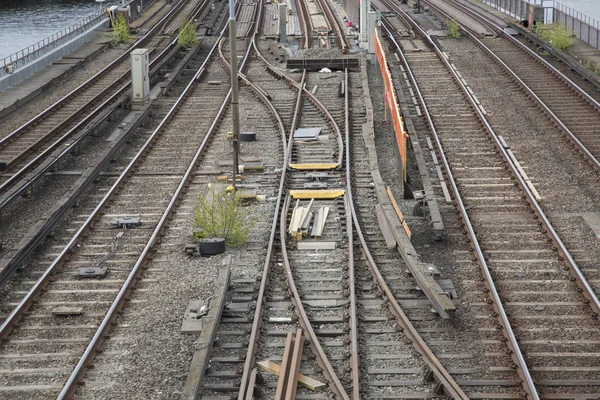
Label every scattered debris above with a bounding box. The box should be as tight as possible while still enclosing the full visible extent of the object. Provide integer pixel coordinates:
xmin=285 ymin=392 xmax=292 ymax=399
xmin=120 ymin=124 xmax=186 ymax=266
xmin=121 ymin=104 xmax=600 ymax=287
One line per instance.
xmin=257 ymin=360 xmax=326 ymax=391
xmin=181 ymin=299 xmax=210 ymax=334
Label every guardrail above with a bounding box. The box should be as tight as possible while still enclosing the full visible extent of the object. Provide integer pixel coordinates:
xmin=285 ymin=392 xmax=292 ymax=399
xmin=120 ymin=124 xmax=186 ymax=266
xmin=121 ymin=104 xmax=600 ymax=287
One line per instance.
xmin=0 ymin=8 xmax=107 ymax=76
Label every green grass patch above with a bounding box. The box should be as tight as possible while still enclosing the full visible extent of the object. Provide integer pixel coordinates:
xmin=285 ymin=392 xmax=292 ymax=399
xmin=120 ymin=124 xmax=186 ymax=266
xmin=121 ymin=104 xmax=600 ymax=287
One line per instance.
xmin=178 ymin=21 xmax=199 ymax=49
xmin=446 ymin=19 xmax=461 ymax=39
xmin=113 ymin=15 xmax=131 ymax=43
xmin=192 ymin=184 xmax=255 ymax=247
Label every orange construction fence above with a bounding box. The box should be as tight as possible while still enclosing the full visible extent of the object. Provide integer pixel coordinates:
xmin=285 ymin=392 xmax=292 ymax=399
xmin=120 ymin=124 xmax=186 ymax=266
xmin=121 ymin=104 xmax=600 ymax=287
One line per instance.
xmin=374 ymin=30 xmax=408 ymax=182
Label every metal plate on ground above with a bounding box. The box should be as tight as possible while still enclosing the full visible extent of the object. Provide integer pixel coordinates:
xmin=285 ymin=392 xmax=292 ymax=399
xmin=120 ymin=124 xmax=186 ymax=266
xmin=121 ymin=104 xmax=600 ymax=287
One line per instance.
xmin=293 ymin=127 xmax=322 ymax=141
xmin=77 ymin=265 xmax=108 ymax=278
xmin=113 ymin=216 xmax=140 ymax=227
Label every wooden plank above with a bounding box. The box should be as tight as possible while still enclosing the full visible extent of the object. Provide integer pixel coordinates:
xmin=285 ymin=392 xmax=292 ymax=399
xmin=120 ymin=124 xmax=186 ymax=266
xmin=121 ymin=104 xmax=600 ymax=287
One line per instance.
xmin=440 ymin=181 xmax=452 ymax=204
xmin=275 ymin=332 xmax=294 ymax=400
xmin=376 ymin=204 xmax=396 ymax=249
xmin=289 ymin=189 xmax=345 ymax=199
xmin=498 ymin=135 xmax=509 ymax=149
xmin=288 ymin=163 xmax=339 ymax=170
xmin=310 ymin=207 xmax=323 ymax=237
xmin=386 ymin=187 xmax=411 ymax=238
xmin=288 ymin=200 xmax=300 ymax=234
xmin=285 ymin=329 xmax=304 ymax=399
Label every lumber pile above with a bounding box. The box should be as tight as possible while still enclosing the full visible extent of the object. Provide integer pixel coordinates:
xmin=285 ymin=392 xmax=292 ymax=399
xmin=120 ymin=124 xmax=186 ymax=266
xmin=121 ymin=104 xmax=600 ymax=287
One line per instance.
xmin=288 ymin=199 xmax=329 ymax=240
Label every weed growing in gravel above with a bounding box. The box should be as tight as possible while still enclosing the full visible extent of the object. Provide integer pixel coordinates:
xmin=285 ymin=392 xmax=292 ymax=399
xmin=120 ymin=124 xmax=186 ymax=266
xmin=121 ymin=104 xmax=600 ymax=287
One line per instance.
xmin=178 ymin=21 xmax=199 ymax=49
xmin=193 ymin=184 xmax=255 ymax=247
xmin=534 ymin=23 xmax=574 ymax=51
xmin=113 ymin=15 xmax=131 ymax=43
xmin=447 ymin=19 xmax=460 ymax=39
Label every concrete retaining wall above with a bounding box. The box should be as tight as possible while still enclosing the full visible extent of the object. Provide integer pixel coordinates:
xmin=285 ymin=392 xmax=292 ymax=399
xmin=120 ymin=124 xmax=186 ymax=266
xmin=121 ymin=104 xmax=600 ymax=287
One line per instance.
xmin=0 ymin=17 xmax=109 ymax=93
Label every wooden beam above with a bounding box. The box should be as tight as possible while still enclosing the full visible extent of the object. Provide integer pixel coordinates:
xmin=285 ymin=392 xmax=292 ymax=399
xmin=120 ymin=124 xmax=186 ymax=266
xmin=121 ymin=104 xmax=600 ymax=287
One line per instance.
xmin=285 ymin=329 xmax=304 ymax=399
xmin=288 ymin=163 xmax=339 ymax=170
xmin=289 ymin=189 xmax=345 ymax=199
xmin=275 ymin=332 xmax=294 ymax=400
xmin=256 ymin=360 xmax=327 ymax=390
xmin=376 ymin=204 xmax=396 ymax=249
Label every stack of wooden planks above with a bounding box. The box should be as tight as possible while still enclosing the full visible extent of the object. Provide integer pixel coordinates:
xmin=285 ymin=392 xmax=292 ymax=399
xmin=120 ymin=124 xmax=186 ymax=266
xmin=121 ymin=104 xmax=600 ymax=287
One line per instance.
xmin=288 ymin=199 xmax=329 ymax=240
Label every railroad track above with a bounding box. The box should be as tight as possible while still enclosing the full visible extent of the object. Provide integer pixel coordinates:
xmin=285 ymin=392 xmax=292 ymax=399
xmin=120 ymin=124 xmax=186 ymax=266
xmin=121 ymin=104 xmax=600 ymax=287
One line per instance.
xmin=422 ymin=0 xmax=600 ymax=171
xmin=380 ymin=1 xmax=600 ymax=397
xmin=216 ymin=15 xmax=477 ymax=399
xmin=295 ymin=0 xmax=349 ymax=52
xmin=0 ymin=10 xmax=245 ymax=396
xmin=0 ymin=0 xmax=206 ymax=208
xmin=0 ymin=0 xmax=226 ymax=292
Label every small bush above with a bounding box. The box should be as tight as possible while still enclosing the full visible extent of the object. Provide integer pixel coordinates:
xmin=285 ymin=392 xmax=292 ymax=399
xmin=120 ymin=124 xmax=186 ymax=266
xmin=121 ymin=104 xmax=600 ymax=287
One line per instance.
xmin=535 ymin=23 xmax=574 ymax=51
xmin=113 ymin=15 xmax=131 ymax=43
xmin=192 ymin=184 xmax=255 ymax=247
xmin=178 ymin=21 xmax=199 ymax=49
xmin=447 ymin=19 xmax=460 ymax=39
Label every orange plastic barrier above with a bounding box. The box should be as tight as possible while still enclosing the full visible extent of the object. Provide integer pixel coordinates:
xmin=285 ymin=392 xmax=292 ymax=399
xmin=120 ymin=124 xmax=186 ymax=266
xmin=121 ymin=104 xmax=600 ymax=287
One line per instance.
xmin=374 ymin=30 xmax=408 ymax=182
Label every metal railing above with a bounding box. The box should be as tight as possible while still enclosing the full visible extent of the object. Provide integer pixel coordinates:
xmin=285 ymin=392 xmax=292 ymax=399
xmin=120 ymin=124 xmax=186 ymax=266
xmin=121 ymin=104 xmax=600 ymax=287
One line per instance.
xmin=553 ymin=1 xmax=600 ymax=29
xmin=553 ymin=1 xmax=600 ymax=49
xmin=0 ymin=8 xmax=108 ymax=76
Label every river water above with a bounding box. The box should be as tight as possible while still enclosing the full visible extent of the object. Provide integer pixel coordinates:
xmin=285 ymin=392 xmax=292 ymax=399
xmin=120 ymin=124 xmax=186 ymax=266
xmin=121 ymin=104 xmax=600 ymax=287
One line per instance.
xmin=555 ymin=0 xmax=600 ymax=22
xmin=0 ymin=0 xmax=105 ymax=60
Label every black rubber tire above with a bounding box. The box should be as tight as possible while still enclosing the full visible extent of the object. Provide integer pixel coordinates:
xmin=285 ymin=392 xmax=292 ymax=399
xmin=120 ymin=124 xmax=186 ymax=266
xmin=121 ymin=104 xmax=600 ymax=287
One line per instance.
xmin=198 ymin=238 xmax=226 ymax=256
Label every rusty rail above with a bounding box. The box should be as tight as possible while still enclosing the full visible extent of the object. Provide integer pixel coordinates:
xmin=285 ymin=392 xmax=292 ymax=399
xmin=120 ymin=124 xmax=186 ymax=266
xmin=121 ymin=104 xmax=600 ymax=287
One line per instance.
xmin=430 ymin=0 xmax=600 ymax=175
xmin=0 ymin=0 xmax=199 ymax=208
xmin=343 ymin=59 xmax=467 ymax=398
xmin=379 ymin=1 xmax=545 ymax=396
xmin=315 ymin=0 xmax=350 ymax=52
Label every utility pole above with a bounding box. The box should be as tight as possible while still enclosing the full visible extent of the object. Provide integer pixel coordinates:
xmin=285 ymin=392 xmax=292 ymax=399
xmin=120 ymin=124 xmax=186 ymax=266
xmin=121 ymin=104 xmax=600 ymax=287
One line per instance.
xmin=229 ymin=0 xmax=240 ymax=188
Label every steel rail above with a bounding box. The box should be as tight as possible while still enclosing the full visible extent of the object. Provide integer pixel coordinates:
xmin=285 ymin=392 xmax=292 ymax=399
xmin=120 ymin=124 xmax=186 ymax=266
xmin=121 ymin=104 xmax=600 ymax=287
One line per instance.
xmin=0 ymin=6 xmax=212 ymax=290
xmin=296 ymin=0 xmax=313 ymax=49
xmin=57 ymin=17 xmax=247 ymax=399
xmin=279 ymin=194 xmax=350 ymax=400
xmin=252 ymin=43 xmax=344 ymax=168
xmin=238 ymin=38 xmax=349 ymax=400
xmin=0 ymin=4 xmax=230 ymax=391
xmin=342 ymin=61 xmax=467 ymax=399
xmin=342 ymin=69 xmax=361 ymax=400
xmin=0 ymin=1 xmax=201 ymax=201
xmin=380 ymin=2 xmax=545 ymax=396
xmin=0 ymin=0 xmax=187 ymax=150
xmin=0 ymin=40 xmax=173 ymax=204
xmin=421 ymin=0 xmax=600 ymax=321
xmin=315 ymin=0 xmax=350 ymax=52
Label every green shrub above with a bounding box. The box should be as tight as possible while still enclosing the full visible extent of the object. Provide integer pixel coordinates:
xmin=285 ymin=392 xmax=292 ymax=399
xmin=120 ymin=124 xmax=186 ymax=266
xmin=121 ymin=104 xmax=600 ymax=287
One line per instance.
xmin=178 ymin=21 xmax=199 ymax=49
xmin=192 ymin=184 xmax=255 ymax=247
xmin=113 ymin=15 xmax=131 ymax=43
xmin=535 ymin=23 xmax=574 ymax=51
xmin=447 ymin=19 xmax=460 ymax=39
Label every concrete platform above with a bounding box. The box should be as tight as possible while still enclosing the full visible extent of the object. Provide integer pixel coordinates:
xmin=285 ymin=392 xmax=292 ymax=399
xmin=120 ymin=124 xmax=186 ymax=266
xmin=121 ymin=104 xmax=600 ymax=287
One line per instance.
xmin=0 ymin=35 xmax=111 ymax=120
xmin=0 ymin=0 xmax=168 ymax=121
